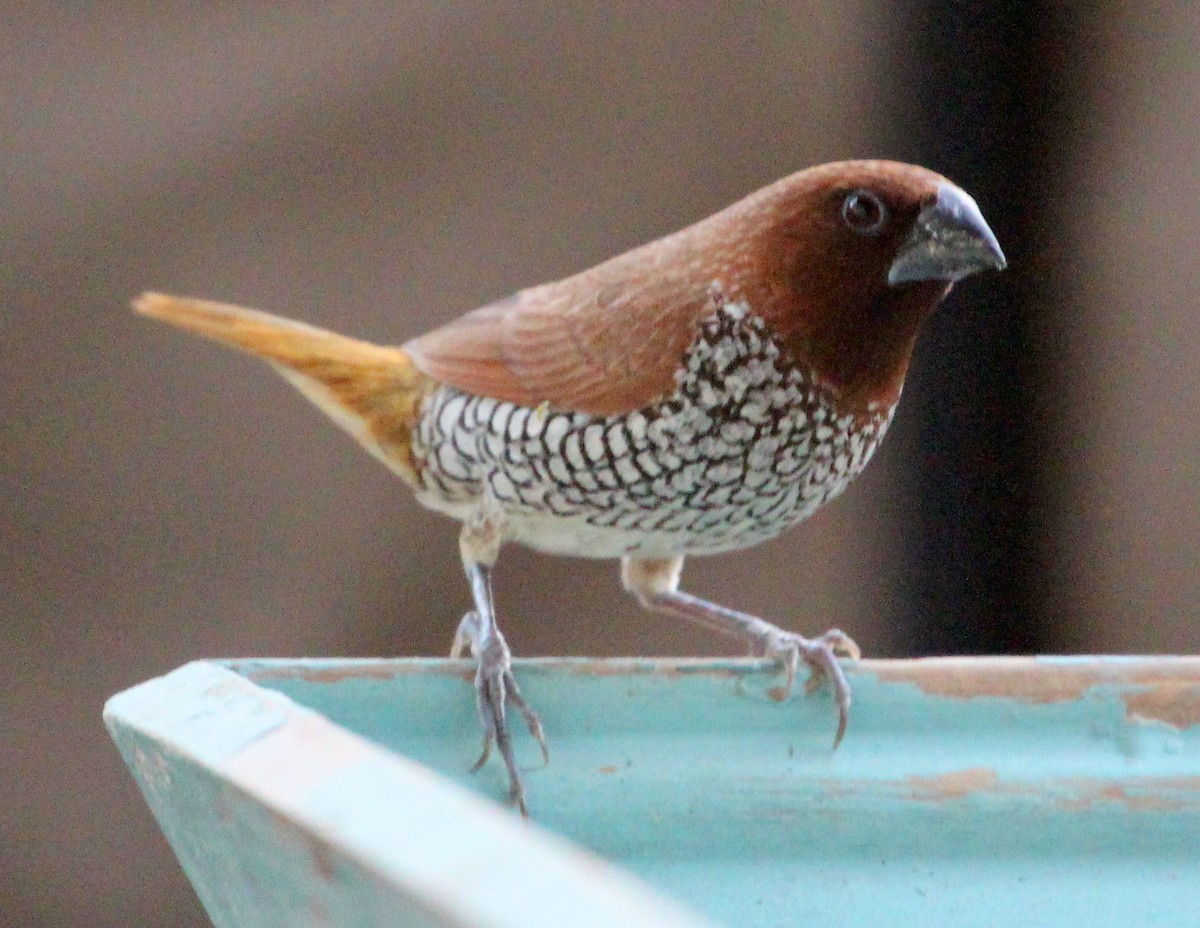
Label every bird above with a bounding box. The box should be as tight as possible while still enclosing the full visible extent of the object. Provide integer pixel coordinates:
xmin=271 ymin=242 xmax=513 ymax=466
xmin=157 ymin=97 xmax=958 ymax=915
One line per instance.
xmin=134 ymin=159 xmax=1005 ymax=815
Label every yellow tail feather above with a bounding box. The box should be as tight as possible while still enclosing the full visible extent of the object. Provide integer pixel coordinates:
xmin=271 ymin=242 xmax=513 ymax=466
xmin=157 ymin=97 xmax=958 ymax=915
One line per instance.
xmin=134 ymin=292 xmax=434 ymax=484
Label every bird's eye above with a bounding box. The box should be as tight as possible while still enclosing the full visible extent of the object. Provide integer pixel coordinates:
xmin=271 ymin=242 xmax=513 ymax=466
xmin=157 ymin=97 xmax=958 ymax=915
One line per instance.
xmin=841 ymin=189 xmax=887 ymax=235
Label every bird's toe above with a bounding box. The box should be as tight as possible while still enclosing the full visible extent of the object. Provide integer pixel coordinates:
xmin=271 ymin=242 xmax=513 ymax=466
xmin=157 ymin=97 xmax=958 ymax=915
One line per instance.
xmin=467 ymin=631 xmax=547 ymax=816
xmin=763 ymin=627 xmax=858 ymax=750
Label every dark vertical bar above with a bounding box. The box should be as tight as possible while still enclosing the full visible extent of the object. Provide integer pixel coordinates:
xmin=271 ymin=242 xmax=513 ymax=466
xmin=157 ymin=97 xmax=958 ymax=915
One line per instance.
xmin=890 ymin=2 xmax=1077 ymax=654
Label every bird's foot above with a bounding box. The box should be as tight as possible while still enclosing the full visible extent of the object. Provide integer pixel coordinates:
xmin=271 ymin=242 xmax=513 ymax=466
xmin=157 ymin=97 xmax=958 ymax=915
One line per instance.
xmin=451 ymin=611 xmax=549 ymax=816
xmin=757 ymin=627 xmax=861 ymax=749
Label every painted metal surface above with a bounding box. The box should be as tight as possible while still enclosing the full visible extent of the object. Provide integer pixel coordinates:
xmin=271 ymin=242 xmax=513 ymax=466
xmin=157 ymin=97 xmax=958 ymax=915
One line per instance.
xmin=106 ymin=657 xmax=1200 ymax=927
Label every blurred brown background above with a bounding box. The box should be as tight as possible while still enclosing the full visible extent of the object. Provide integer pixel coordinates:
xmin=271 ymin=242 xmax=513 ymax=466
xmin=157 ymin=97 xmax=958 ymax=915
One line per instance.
xmin=3 ymin=3 xmax=1198 ymax=926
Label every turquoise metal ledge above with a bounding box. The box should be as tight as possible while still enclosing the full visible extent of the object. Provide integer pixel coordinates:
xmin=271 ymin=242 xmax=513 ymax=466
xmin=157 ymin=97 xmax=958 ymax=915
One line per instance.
xmin=105 ymin=657 xmax=1200 ymax=928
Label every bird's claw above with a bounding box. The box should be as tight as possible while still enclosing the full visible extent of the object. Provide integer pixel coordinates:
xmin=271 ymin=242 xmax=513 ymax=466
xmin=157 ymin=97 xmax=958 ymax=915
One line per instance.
xmin=452 ymin=611 xmax=548 ymax=816
xmin=761 ymin=627 xmax=860 ymax=750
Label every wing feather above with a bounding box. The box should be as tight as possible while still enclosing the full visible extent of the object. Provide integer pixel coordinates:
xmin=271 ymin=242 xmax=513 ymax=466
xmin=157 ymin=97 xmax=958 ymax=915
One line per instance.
xmin=405 ymin=251 xmax=715 ymax=416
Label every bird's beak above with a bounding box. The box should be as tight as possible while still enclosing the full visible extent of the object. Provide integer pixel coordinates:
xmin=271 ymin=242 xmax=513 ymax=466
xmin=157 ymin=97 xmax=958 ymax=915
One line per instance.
xmin=887 ymin=182 xmax=1007 ymax=286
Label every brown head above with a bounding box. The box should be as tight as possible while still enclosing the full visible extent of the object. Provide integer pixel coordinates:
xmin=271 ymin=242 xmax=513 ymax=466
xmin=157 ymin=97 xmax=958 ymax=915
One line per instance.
xmin=405 ymin=160 xmax=1005 ymax=417
xmin=714 ymin=160 xmax=1005 ymax=410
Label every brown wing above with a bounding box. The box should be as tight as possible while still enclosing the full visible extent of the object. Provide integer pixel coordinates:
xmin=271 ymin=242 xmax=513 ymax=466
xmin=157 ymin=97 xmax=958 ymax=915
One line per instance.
xmin=404 ymin=253 xmax=716 ymax=416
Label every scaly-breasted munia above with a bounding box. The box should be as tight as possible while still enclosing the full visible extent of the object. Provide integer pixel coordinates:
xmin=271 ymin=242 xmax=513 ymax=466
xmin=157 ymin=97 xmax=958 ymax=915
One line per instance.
xmin=135 ymin=160 xmax=1005 ymax=814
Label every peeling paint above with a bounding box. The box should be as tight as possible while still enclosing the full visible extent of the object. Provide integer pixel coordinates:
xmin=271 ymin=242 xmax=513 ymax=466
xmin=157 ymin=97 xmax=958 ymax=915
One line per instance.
xmin=1096 ymin=784 xmax=1183 ymax=813
xmin=866 ymin=657 xmax=1200 ymax=704
xmin=1053 ymin=777 xmax=1200 ymax=813
xmin=1123 ymin=685 xmax=1200 ymax=730
xmin=906 ymin=767 xmax=999 ymax=801
xmin=900 ymin=770 xmax=1200 ymax=813
xmin=753 ymin=771 xmax=1200 ymax=814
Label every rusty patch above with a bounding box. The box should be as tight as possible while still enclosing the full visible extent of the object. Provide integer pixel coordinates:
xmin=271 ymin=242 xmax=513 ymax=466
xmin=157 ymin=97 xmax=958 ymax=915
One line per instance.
xmin=1123 ymin=685 xmax=1200 ymax=730
xmin=907 ymin=767 xmax=999 ymax=801
xmin=597 ymin=765 xmax=619 ymax=774
xmin=865 ymin=657 xmax=1200 ymax=704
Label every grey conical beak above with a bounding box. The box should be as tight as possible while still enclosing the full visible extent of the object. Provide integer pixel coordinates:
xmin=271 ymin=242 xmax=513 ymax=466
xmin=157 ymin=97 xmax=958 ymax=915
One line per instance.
xmin=888 ymin=182 xmax=1007 ymax=286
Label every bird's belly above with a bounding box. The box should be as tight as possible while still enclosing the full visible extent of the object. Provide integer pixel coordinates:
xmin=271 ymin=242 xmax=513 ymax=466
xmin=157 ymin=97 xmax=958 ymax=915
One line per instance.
xmin=500 ymin=488 xmax=830 ymax=558
xmin=411 ymin=384 xmax=893 ymax=559
xmin=413 ymin=478 xmax=829 ymax=559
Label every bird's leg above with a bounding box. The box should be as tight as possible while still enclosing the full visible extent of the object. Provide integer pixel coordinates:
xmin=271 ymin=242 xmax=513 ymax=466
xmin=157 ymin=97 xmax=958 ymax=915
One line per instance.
xmin=452 ymin=509 xmax=547 ymax=816
xmin=621 ymin=555 xmax=861 ymax=747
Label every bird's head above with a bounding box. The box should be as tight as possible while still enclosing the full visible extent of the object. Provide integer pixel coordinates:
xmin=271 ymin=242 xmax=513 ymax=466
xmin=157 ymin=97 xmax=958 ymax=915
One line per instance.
xmin=727 ymin=160 xmax=1006 ymax=411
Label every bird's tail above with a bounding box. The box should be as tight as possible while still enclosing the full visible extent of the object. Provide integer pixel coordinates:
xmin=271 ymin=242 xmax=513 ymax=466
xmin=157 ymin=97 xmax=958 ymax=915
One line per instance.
xmin=134 ymin=292 xmax=434 ymax=484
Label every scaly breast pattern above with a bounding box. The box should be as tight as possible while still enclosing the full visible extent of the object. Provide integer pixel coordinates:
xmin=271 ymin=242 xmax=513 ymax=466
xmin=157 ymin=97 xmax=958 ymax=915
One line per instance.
xmin=411 ymin=301 xmax=893 ymax=558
